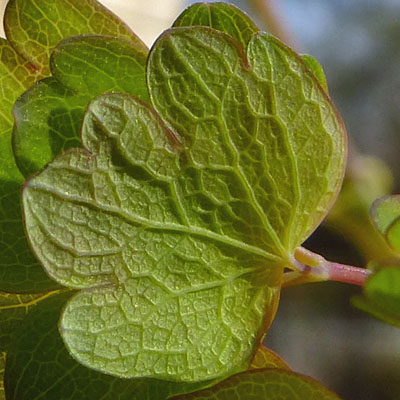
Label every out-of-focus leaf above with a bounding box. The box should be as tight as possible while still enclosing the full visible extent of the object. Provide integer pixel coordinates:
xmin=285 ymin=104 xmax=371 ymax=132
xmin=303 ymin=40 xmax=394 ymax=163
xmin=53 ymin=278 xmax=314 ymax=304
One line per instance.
xmin=250 ymin=345 xmax=290 ymax=370
xmin=0 ymin=39 xmax=54 ymax=293
xmin=170 ymin=368 xmax=341 ymax=399
xmin=173 ymin=2 xmax=259 ymax=48
xmin=352 ymin=266 xmax=400 ymax=327
xmin=301 ymin=54 xmax=328 ymax=93
xmin=4 ymin=0 xmax=146 ymax=75
xmin=327 ymin=155 xmax=395 ymax=262
xmin=0 ymin=290 xmax=61 ymax=352
xmin=13 ymin=78 xmax=90 ymax=177
xmin=371 ymin=195 xmax=400 ymax=253
xmin=13 ymin=35 xmax=148 ymax=177
xmin=0 ymin=352 xmax=5 ymax=400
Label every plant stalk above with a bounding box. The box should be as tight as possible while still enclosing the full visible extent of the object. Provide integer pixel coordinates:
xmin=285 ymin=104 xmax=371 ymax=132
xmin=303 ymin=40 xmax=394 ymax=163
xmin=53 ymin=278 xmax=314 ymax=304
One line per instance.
xmin=283 ymin=247 xmax=372 ymax=288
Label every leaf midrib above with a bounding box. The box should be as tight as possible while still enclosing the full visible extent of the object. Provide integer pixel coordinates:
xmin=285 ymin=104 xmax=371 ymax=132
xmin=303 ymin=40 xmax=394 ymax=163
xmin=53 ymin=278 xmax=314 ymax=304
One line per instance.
xmin=27 ymin=181 xmax=284 ymax=262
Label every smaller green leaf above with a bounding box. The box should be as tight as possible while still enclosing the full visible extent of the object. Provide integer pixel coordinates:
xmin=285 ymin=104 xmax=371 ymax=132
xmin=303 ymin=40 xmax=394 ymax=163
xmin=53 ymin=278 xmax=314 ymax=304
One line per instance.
xmin=301 ymin=54 xmax=328 ymax=93
xmin=173 ymin=2 xmax=259 ymax=48
xmin=4 ymin=292 xmax=216 ymax=400
xmin=50 ymin=35 xmax=148 ymax=101
xmin=250 ymin=345 xmax=290 ymax=370
xmin=0 ymin=39 xmax=54 ymax=293
xmin=4 ymin=0 xmax=145 ymax=75
xmin=352 ymin=266 xmax=400 ymax=327
xmin=170 ymin=368 xmax=341 ymax=400
xmin=13 ymin=78 xmax=91 ymax=177
xmin=0 ymin=352 xmax=5 ymax=400
xmin=371 ymin=195 xmax=400 ymax=252
xmin=13 ymin=35 xmax=148 ymax=177
xmin=326 ymin=156 xmax=394 ymax=262
xmin=0 ymin=290 xmax=61 ymax=352
xmin=4 ymin=290 xmax=279 ymax=400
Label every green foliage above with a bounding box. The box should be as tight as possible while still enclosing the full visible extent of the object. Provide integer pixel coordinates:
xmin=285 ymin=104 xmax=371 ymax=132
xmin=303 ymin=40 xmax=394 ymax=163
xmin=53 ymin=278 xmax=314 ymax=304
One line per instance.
xmin=326 ymin=155 xmax=395 ymax=262
xmin=13 ymin=35 xmax=148 ymax=177
xmin=169 ymin=369 xmax=341 ymax=400
xmin=0 ymin=290 xmax=61 ymax=351
xmin=4 ymin=0 xmax=144 ymax=75
xmin=0 ymin=0 xmax=145 ymax=293
xmin=5 ymin=292 xmax=285 ymax=400
xmin=352 ymin=266 xmax=400 ymax=327
xmin=249 ymin=346 xmax=290 ymax=370
xmin=22 ymin=21 xmax=346 ymax=381
xmin=0 ymin=39 xmax=50 ymax=292
xmin=173 ymin=2 xmax=258 ymax=48
xmin=4 ymin=292 xmax=215 ymax=400
xmin=2 ymin=0 xmax=397 ymax=398
xmin=0 ymin=352 xmax=4 ymax=400
xmin=301 ymin=54 xmax=328 ymax=93
xmin=371 ymin=195 xmax=400 ymax=252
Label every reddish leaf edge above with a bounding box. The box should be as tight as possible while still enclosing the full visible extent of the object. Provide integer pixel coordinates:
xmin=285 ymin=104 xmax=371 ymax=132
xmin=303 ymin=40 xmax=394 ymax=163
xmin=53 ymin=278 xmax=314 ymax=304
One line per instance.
xmin=169 ymin=368 xmax=342 ymax=399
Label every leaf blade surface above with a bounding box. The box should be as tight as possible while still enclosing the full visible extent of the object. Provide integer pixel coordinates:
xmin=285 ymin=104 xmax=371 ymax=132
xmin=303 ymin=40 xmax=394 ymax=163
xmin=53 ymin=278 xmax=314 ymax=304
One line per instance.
xmin=352 ymin=266 xmax=400 ymax=327
xmin=23 ymin=93 xmax=282 ymax=382
xmin=173 ymin=2 xmax=259 ymax=48
xmin=148 ymin=28 xmax=346 ymax=253
xmin=170 ymin=368 xmax=341 ymax=400
xmin=0 ymin=39 xmax=55 ymax=292
xmin=13 ymin=35 xmax=148 ymax=177
xmin=4 ymin=0 xmax=146 ymax=75
xmin=22 ymin=26 xmax=346 ymax=382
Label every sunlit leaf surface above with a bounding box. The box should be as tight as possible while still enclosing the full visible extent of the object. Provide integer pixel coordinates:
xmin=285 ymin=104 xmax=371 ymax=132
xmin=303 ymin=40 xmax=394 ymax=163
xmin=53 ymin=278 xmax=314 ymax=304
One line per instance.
xmin=5 ymin=292 xmax=271 ymax=400
xmin=173 ymin=2 xmax=259 ymax=48
xmin=13 ymin=35 xmax=148 ymax=177
xmin=22 ymin=25 xmax=346 ymax=381
xmin=0 ymin=0 xmax=147 ymax=292
xmin=4 ymin=0 xmax=145 ymax=75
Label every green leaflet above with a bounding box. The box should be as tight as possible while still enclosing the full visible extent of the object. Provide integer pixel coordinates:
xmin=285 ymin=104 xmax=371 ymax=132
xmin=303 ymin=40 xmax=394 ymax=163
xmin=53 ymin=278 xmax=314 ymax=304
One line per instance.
xmin=13 ymin=77 xmax=91 ymax=177
xmin=13 ymin=35 xmax=148 ymax=177
xmin=173 ymin=3 xmax=327 ymax=93
xmin=0 ymin=39 xmax=53 ymax=292
xmin=326 ymin=156 xmax=394 ymax=262
xmin=4 ymin=291 xmax=273 ymax=400
xmin=50 ymin=35 xmax=148 ymax=100
xmin=301 ymin=54 xmax=328 ymax=93
xmin=22 ymin=26 xmax=346 ymax=382
xmin=173 ymin=2 xmax=259 ymax=48
xmin=371 ymin=195 xmax=400 ymax=252
xmin=1 ymin=0 xmax=147 ymax=293
xmin=148 ymin=28 xmax=346 ymax=252
xmin=352 ymin=266 xmax=400 ymax=327
xmin=169 ymin=369 xmax=341 ymax=400
xmin=4 ymin=0 xmax=145 ymax=75
xmin=249 ymin=345 xmax=290 ymax=370
xmin=23 ymin=93 xmax=281 ymax=382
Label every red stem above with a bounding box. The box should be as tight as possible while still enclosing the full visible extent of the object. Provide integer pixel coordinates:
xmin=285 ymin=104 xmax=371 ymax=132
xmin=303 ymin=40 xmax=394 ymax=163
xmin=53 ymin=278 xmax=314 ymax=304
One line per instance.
xmin=324 ymin=261 xmax=371 ymax=286
xmin=289 ymin=247 xmax=373 ymax=287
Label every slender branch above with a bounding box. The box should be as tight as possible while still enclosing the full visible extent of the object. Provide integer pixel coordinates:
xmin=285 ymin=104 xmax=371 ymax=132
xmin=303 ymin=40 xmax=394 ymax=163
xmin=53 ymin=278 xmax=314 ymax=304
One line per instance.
xmin=322 ymin=261 xmax=372 ymax=286
xmin=283 ymin=247 xmax=372 ymax=288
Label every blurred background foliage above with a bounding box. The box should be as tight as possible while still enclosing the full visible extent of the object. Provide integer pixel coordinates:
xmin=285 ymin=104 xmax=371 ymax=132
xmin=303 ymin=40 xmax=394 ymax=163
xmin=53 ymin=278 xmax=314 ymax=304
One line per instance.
xmin=0 ymin=0 xmax=399 ymax=399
